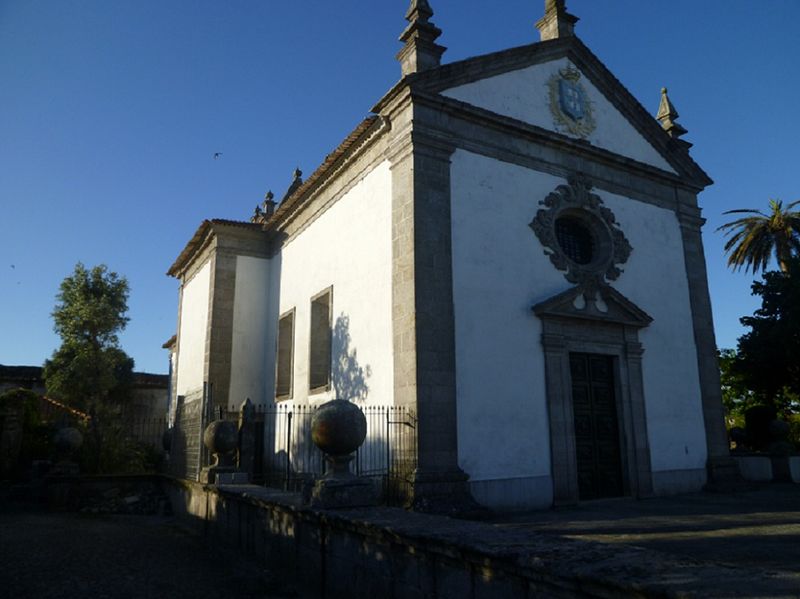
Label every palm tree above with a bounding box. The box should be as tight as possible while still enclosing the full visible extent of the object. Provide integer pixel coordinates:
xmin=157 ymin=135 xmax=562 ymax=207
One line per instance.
xmin=717 ymin=199 xmax=800 ymax=274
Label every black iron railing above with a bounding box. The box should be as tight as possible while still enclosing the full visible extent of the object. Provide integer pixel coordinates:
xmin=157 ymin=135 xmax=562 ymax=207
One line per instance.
xmin=222 ymin=403 xmax=417 ymax=505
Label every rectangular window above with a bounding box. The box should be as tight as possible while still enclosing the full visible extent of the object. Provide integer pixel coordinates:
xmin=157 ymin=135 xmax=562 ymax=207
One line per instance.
xmin=309 ymin=287 xmax=332 ymax=393
xmin=275 ymin=308 xmax=295 ymax=400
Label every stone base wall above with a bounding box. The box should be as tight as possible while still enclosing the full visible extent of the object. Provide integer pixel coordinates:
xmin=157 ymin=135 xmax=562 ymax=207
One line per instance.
xmin=163 ymin=478 xmax=768 ymax=599
xmin=733 ymin=455 xmax=800 ymax=483
xmin=651 ymin=467 xmax=707 ymax=496
xmin=164 ymin=479 xmax=625 ymax=598
xmin=468 ymin=475 xmax=553 ymax=511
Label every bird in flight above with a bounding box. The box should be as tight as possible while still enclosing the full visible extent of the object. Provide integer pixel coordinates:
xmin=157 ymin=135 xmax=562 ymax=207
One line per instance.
xmin=213 ymin=152 xmax=223 ymax=160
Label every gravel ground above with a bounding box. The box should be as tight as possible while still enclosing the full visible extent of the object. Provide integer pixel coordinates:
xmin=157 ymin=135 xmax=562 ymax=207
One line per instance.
xmin=0 ymin=502 xmax=301 ymax=599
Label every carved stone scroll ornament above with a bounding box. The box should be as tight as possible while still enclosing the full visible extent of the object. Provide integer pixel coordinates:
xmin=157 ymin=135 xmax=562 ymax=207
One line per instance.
xmin=529 ymin=175 xmax=632 ymax=286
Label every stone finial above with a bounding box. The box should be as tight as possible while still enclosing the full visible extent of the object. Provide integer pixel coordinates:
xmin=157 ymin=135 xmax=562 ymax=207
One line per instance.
xmin=536 ymin=0 xmax=579 ymax=41
xmin=397 ymin=0 xmax=446 ymax=76
xmin=656 ymin=87 xmax=688 ymax=139
xmin=251 ymin=190 xmax=276 ymax=224
xmin=656 ymin=87 xmax=692 ymax=150
xmin=262 ymin=190 xmax=276 ymax=217
xmin=280 ymin=168 xmax=303 ymax=202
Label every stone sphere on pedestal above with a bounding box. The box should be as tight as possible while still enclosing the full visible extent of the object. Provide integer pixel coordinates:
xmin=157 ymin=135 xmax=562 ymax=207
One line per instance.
xmin=199 ymin=419 xmax=239 ymax=484
xmin=53 ymin=427 xmax=83 ymax=456
xmin=309 ymin=400 xmax=376 ymax=508
xmin=311 ymin=399 xmax=366 ymax=458
xmin=203 ymin=420 xmax=238 ymax=459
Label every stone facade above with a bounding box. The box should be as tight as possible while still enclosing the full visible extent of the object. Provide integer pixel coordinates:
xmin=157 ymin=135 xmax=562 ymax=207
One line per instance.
xmin=166 ymin=1 xmax=730 ymax=510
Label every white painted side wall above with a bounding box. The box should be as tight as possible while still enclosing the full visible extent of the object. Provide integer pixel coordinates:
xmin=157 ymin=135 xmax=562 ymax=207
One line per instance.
xmin=275 ymin=161 xmax=394 ymax=406
xmin=449 ymin=150 xmax=706 ymax=488
xmin=603 ymin=190 xmax=707 ymax=475
xmin=176 ymin=261 xmax=211 ymax=398
xmin=442 ymin=58 xmax=676 ymax=174
xmin=229 ymin=255 xmax=271 ymax=408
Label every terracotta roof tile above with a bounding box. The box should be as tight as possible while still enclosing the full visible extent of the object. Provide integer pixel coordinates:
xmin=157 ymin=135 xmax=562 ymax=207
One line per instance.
xmin=267 ymin=116 xmax=382 ymax=229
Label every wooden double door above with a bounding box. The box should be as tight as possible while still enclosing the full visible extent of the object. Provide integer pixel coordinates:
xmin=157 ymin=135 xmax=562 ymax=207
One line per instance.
xmin=569 ymin=353 xmax=624 ymax=500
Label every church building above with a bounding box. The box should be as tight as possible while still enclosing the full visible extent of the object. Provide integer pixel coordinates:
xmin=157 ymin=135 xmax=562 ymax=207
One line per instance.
xmin=166 ymin=1 xmax=735 ymax=510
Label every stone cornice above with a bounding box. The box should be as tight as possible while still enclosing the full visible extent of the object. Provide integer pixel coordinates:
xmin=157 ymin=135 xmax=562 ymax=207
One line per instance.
xmin=167 ymin=220 xmax=267 ymax=280
xmin=375 ymin=36 xmax=712 ymax=190
xmin=409 ymin=90 xmax=707 ymax=195
xmin=534 ymin=282 xmax=653 ymax=329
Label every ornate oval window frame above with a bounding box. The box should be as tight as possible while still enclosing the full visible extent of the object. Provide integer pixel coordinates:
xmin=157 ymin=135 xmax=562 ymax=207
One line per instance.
xmin=529 ymin=175 xmax=632 ymax=285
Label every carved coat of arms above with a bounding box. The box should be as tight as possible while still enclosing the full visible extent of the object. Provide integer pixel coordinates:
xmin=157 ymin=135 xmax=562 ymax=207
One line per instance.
xmin=548 ymin=65 xmax=596 ymax=138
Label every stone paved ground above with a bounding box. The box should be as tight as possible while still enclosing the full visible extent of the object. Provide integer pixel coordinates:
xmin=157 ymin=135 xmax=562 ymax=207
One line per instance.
xmin=0 ymin=502 xmax=301 ymax=599
xmin=3 ymin=484 xmax=800 ymax=598
xmin=490 ymin=483 xmax=800 ymax=578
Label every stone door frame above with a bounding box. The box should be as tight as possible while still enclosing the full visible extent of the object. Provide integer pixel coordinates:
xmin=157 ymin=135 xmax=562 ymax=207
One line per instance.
xmin=534 ymin=284 xmax=654 ymax=506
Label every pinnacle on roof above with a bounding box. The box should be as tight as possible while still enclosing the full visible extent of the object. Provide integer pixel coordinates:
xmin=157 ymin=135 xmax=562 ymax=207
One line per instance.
xmin=281 ymin=168 xmax=304 ymax=203
xmin=656 ymin=87 xmax=689 ymax=142
xmin=536 ymin=0 xmax=579 ymax=41
xmin=397 ymin=0 xmax=446 ymax=76
xmin=251 ymin=190 xmax=276 ymax=224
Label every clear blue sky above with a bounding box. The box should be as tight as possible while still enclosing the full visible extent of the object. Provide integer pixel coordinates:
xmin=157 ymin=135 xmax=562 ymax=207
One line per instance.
xmin=1 ymin=1 xmax=798 ymax=374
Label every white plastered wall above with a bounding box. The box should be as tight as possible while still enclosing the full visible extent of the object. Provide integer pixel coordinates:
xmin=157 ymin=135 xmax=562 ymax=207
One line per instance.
xmin=175 ymin=260 xmax=211 ymax=398
xmin=229 ymin=255 xmax=271 ymax=408
xmin=449 ymin=150 xmax=706 ymax=497
xmin=443 ymin=58 xmax=676 ymax=174
xmin=274 ymin=160 xmax=394 ymax=406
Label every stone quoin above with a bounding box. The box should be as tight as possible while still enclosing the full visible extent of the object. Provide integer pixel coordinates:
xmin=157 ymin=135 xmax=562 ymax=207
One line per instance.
xmin=165 ymin=0 xmax=735 ymax=511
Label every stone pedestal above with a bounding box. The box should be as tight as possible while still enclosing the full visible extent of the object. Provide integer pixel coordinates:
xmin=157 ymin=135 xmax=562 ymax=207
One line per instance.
xmin=200 ymin=465 xmax=234 ymax=485
xmin=216 ymin=471 xmax=249 ymax=485
xmin=200 ymin=419 xmax=241 ymax=485
xmin=309 ymin=400 xmax=378 ymax=509
xmin=311 ymin=476 xmax=377 ymax=509
xmin=410 ymin=468 xmax=485 ymax=517
xmin=704 ymin=455 xmax=747 ymax=492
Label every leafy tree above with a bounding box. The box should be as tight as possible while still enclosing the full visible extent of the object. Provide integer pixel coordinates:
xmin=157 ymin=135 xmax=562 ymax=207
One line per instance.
xmin=43 ymin=263 xmax=134 ymax=412
xmin=718 ymin=348 xmax=758 ymax=422
xmin=733 ymin=258 xmax=800 ymax=414
xmin=717 ymin=199 xmax=800 ymax=274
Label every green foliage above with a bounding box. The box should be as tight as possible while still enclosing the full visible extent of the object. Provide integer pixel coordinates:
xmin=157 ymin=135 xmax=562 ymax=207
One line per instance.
xmin=40 ymin=263 xmax=154 ymax=474
xmin=718 ymin=348 xmax=759 ymax=419
xmin=51 ymin=263 xmax=130 ymax=346
xmin=0 ymin=388 xmax=41 ymax=429
xmin=43 ymin=263 xmax=134 ymax=412
xmin=788 ymin=414 xmax=800 ymax=450
xmin=720 ymin=259 xmax=800 ymax=452
xmin=0 ymin=388 xmax=55 ymax=475
xmin=734 ymin=259 xmax=800 ymax=413
xmin=717 ymin=199 xmax=800 ymax=274
xmin=77 ymin=412 xmax=162 ymax=474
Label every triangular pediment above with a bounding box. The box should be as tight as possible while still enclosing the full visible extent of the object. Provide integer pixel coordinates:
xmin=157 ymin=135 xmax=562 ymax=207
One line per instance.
xmin=405 ymin=37 xmax=710 ymax=188
xmin=533 ymin=283 xmax=653 ymax=328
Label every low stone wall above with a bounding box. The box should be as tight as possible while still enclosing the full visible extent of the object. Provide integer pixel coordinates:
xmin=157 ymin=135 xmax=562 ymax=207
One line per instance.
xmin=163 ymin=478 xmax=790 ymax=599
xmin=733 ymin=455 xmax=800 ymax=483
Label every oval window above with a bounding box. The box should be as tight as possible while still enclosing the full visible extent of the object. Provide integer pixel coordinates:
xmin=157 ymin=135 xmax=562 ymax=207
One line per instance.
xmin=555 ymin=215 xmax=594 ymax=265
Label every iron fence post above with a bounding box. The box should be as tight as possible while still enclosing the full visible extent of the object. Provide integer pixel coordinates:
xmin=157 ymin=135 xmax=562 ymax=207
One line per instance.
xmin=285 ymin=409 xmax=293 ymax=490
